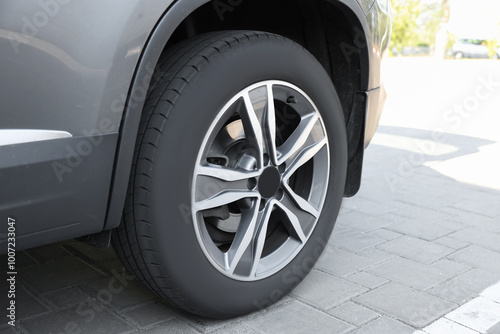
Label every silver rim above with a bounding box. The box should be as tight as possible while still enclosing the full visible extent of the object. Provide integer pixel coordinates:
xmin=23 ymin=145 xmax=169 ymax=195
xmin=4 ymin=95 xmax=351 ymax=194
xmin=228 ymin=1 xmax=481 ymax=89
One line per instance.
xmin=191 ymin=80 xmax=330 ymax=281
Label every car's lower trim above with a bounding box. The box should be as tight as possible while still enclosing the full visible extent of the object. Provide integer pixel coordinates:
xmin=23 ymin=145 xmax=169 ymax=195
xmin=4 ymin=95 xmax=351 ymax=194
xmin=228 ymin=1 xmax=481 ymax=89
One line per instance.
xmin=0 ymin=129 xmax=72 ymax=147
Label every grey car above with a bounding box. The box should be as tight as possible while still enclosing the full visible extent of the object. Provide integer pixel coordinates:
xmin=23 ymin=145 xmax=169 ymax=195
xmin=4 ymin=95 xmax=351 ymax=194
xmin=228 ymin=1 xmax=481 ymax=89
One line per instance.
xmin=0 ymin=0 xmax=391 ymax=318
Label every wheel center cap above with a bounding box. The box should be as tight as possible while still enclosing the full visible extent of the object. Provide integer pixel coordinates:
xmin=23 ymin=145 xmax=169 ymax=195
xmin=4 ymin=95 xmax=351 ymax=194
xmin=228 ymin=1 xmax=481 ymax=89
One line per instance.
xmin=259 ymin=167 xmax=281 ymax=199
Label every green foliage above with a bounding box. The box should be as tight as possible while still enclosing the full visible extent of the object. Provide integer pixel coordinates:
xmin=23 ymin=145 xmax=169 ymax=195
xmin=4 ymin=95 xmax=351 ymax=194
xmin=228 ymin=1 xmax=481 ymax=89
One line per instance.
xmin=390 ymin=0 xmax=423 ymax=52
xmin=484 ymin=40 xmax=499 ymax=58
xmin=390 ymin=0 xmax=447 ymax=54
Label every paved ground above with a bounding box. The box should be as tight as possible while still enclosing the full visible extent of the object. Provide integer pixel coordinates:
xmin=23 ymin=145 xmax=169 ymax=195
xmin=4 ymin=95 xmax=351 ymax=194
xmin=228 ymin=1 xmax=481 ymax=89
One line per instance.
xmin=1 ymin=58 xmax=500 ymax=334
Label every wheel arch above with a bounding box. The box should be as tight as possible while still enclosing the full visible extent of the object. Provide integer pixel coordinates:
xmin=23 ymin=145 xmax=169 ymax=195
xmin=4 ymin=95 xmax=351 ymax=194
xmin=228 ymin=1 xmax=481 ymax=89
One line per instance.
xmin=103 ymin=0 xmax=372 ymax=230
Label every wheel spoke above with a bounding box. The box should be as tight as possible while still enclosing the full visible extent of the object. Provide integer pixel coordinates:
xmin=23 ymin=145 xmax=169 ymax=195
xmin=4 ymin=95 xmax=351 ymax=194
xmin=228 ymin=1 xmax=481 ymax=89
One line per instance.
xmin=197 ymin=165 xmax=259 ymax=182
xmin=226 ymin=202 xmax=261 ymax=273
xmin=283 ymin=137 xmax=327 ymax=180
xmin=277 ymin=112 xmax=320 ymax=165
xmin=194 ymin=165 xmax=260 ymax=211
xmin=241 ymin=93 xmax=265 ymax=169
xmin=265 ymin=84 xmax=279 ymax=165
xmin=282 ymin=183 xmax=319 ymax=219
xmin=249 ymin=200 xmax=275 ymax=277
xmin=275 ymin=200 xmax=307 ymax=243
xmin=195 ymin=190 xmax=259 ymax=211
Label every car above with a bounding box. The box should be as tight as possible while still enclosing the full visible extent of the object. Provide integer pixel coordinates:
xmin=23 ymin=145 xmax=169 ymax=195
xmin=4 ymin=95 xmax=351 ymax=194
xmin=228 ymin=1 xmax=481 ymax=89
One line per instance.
xmin=452 ymin=38 xmax=500 ymax=59
xmin=0 ymin=0 xmax=392 ymax=318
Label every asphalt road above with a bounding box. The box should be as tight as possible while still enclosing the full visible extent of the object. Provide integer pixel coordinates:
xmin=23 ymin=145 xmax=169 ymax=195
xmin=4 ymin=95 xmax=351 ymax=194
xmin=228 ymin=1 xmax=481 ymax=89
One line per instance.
xmin=1 ymin=58 xmax=500 ymax=334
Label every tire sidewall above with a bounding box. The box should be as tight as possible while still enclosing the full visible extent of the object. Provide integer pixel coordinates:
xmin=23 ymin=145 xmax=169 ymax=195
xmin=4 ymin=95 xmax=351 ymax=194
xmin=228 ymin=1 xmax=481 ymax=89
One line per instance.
xmin=147 ymin=34 xmax=347 ymax=317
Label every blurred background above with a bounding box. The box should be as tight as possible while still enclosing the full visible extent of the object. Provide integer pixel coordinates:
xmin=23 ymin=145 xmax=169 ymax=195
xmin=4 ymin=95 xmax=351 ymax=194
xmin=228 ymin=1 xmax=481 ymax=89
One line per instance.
xmin=390 ymin=0 xmax=500 ymax=59
xmin=379 ymin=0 xmax=500 ymax=195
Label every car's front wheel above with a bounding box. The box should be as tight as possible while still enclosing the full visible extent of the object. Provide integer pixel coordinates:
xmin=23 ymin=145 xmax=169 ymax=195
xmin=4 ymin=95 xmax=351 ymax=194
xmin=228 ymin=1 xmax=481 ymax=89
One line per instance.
xmin=112 ymin=31 xmax=347 ymax=318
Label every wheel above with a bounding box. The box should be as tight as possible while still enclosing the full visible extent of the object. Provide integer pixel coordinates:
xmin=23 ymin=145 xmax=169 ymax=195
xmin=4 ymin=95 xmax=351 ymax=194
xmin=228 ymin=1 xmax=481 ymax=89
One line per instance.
xmin=112 ymin=31 xmax=347 ymax=318
xmin=493 ymin=54 xmax=499 ymax=60
xmin=455 ymin=52 xmax=464 ymax=59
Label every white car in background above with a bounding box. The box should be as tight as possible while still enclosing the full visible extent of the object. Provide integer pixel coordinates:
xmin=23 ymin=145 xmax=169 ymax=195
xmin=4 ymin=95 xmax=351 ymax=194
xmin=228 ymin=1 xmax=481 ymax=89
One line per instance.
xmin=452 ymin=38 xmax=500 ymax=59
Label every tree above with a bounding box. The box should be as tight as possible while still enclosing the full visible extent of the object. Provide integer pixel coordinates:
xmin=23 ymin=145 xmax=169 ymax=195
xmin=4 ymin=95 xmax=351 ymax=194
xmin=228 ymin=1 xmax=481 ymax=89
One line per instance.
xmin=390 ymin=0 xmax=423 ymax=53
xmin=433 ymin=0 xmax=450 ymax=58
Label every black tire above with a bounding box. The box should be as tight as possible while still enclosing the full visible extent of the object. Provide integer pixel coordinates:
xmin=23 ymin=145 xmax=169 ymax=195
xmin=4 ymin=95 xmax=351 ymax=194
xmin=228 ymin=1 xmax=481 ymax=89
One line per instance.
xmin=112 ymin=31 xmax=347 ymax=318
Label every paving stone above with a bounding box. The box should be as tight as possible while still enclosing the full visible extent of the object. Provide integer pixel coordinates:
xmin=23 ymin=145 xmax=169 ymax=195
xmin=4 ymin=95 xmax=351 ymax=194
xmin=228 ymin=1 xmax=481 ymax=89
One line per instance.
xmin=434 ymin=218 xmax=468 ymax=231
xmin=19 ymin=258 xmax=106 ymax=292
xmin=449 ymin=228 xmax=500 ymax=253
xmin=434 ymin=236 xmax=470 ymax=250
xmin=488 ymin=321 xmax=500 ymax=334
xmin=336 ymin=211 xmax=393 ymax=232
xmin=24 ymin=243 xmax=72 ymax=263
xmin=424 ymin=318 xmax=480 ymax=334
xmin=444 ymin=213 xmax=500 ymax=233
xmin=0 ymin=327 xmax=16 ymax=334
xmin=246 ymin=300 xmax=354 ymax=334
xmin=368 ymin=228 xmax=403 ymax=241
xmin=84 ymin=277 xmax=157 ymax=312
xmin=481 ymin=201 xmax=500 ymax=218
xmin=179 ymin=310 xmax=243 ymax=333
xmin=346 ymin=272 xmax=389 ymax=289
xmin=355 ymin=248 xmax=396 ymax=265
xmin=21 ymin=301 xmax=134 ymax=334
xmin=329 ymin=228 xmax=385 ymax=252
xmin=65 ymin=242 xmax=119 ymax=263
xmin=43 ymin=287 xmax=90 ymax=308
xmin=447 ymin=297 xmax=500 ymax=333
xmin=482 ymin=282 xmax=500 ymax=303
xmin=448 ymin=269 xmax=500 ymax=294
xmin=385 ymin=219 xmax=454 ymax=241
xmin=212 ymin=323 xmax=263 ymax=334
xmin=122 ymin=302 xmax=176 ymax=329
xmin=350 ymin=316 xmax=414 ymax=334
xmin=14 ymin=252 xmax=38 ymax=268
xmin=395 ymin=191 xmax=459 ymax=210
xmin=431 ymin=259 xmax=471 ymax=277
xmin=341 ymin=197 xmax=398 ymax=216
xmin=375 ymin=212 xmax=410 ymax=224
xmin=328 ymin=302 xmax=379 ymax=326
xmin=427 ymin=284 xmax=475 ymax=305
xmin=449 ymin=246 xmax=500 ymax=274
xmin=292 ymin=270 xmax=367 ymax=309
xmin=315 ymin=247 xmax=373 ymax=277
xmin=0 ymin=283 xmax=50 ymax=322
xmin=451 ymin=195 xmax=499 ymax=217
xmin=377 ymin=236 xmax=454 ymax=264
xmin=391 ymin=204 xmax=452 ymax=223
xmin=13 ymin=286 xmax=51 ymax=320
xmin=354 ymin=282 xmax=456 ymax=328
xmin=138 ymin=319 xmax=198 ymax=333
xmin=367 ymin=258 xmax=456 ymax=290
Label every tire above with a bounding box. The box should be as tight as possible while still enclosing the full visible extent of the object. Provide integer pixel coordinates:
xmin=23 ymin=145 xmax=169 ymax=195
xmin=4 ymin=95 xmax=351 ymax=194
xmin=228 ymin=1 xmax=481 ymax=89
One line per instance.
xmin=455 ymin=52 xmax=464 ymax=59
xmin=112 ymin=31 xmax=347 ymax=318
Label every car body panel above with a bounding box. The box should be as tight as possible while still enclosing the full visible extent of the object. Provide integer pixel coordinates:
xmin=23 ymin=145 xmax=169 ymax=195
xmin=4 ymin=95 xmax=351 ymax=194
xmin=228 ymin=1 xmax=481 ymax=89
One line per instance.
xmin=0 ymin=0 xmax=391 ymax=252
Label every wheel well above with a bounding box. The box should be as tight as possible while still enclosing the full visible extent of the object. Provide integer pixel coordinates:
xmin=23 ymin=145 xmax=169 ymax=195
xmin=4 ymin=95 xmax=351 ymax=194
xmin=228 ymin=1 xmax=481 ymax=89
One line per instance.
xmin=164 ymin=0 xmax=369 ymax=124
xmin=103 ymin=0 xmax=371 ymax=231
